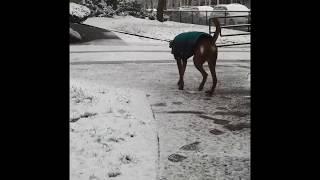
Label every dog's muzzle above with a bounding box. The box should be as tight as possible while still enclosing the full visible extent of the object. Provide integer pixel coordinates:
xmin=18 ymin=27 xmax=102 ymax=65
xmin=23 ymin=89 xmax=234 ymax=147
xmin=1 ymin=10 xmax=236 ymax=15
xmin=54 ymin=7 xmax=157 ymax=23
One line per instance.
xmin=169 ymin=40 xmax=173 ymax=48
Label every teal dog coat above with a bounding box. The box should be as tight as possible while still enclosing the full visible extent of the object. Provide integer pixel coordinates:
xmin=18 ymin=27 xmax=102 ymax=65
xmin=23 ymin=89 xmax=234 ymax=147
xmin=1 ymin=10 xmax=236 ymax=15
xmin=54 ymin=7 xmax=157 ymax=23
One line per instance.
xmin=170 ymin=31 xmax=212 ymax=60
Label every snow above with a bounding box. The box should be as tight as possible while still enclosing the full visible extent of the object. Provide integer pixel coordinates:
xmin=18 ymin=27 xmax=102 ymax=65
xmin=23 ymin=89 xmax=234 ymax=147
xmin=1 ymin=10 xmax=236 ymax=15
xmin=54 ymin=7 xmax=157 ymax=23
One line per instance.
xmin=213 ymin=4 xmax=250 ymax=17
xmin=70 ymin=2 xmax=91 ymax=18
xmin=70 ymin=61 xmax=251 ymax=179
xmin=179 ymin=6 xmax=214 ymax=11
xmin=83 ymin=16 xmax=250 ymax=45
xmin=217 ymin=3 xmax=250 ymax=11
xmin=70 ymin=27 xmax=82 ymax=40
xmin=70 ymin=14 xmax=250 ymax=180
xmin=196 ymin=6 xmax=214 ymax=11
xmin=70 ymin=80 xmax=157 ymax=180
xmin=146 ymin=8 xmax=157 ymax=12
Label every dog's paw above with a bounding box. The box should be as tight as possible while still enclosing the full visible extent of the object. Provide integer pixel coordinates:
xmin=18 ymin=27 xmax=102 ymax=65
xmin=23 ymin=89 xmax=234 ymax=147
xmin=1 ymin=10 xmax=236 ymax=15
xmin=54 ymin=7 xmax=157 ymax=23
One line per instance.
xmin=198 ymin=85 xmax=204 ymax=91
xmin=205 ymin=90 xmax=214 ymax=96
xmin=178 ymin=81 xmax=184 ymax=90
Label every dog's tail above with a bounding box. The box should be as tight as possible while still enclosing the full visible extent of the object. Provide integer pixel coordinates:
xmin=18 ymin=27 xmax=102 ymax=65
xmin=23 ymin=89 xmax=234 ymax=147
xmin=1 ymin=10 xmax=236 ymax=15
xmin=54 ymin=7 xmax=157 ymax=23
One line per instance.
xmin=211 ymin=18 xmax=221 ymax=44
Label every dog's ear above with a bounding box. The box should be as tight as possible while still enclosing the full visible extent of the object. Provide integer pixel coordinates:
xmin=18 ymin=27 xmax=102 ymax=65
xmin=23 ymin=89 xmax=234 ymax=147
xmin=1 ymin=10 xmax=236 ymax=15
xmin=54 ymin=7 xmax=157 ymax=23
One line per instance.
xmin=169 ymin=40 xmax=173 ymax=48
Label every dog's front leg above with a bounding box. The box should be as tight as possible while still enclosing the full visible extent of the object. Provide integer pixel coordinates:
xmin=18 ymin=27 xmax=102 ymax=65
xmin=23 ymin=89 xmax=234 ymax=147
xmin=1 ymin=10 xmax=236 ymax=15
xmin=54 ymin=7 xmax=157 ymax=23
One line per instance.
xmin=182 ymin=59 xmax=187 ymax=75
xmin=176 ymin=58 xmax=187 ymax=90
xmin=193 ymin=54 xmax=208 ymax=91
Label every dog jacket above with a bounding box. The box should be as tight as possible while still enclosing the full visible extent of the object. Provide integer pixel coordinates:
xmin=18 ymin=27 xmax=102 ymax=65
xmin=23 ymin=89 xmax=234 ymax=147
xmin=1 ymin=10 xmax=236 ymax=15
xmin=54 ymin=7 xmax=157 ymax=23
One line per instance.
xmin=170 ymin=31 xmax=212 ymax=60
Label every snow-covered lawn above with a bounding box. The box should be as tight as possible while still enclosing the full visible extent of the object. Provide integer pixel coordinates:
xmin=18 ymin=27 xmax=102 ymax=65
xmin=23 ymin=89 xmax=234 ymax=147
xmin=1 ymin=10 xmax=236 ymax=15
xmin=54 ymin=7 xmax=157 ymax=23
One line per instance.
xmin=70 ymin=80 xmax=157 ymax=180
xmin=84 ymin=16 xmax=250 ymax=45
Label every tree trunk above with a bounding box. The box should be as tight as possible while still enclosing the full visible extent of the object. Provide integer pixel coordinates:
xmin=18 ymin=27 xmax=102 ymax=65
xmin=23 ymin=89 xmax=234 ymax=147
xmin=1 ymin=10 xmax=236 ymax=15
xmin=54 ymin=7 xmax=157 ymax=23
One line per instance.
xmin=112 ymin=0 xmax=117 ymax=10
xmin=157 ymin=0 xmax=165 ymax=22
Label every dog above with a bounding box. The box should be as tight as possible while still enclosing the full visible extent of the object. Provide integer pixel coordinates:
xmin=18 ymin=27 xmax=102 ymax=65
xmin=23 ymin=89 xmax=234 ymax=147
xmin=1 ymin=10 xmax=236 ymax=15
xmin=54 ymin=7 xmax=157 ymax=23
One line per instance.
xmin=169 ymin=18 xmax=221 ymax=96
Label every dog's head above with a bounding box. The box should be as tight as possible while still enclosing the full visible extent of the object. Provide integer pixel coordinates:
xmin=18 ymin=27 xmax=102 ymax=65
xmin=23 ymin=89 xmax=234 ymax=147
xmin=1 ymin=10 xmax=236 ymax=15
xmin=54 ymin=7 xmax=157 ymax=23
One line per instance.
xmin=169 ymin=40 xmax=173 ymax=48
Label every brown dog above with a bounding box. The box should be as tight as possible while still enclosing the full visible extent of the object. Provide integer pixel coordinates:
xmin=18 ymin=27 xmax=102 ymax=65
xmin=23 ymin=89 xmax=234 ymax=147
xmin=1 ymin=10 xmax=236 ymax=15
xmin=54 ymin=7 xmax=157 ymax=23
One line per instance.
xmin=169 ymin=18 xmax=221 ymax=95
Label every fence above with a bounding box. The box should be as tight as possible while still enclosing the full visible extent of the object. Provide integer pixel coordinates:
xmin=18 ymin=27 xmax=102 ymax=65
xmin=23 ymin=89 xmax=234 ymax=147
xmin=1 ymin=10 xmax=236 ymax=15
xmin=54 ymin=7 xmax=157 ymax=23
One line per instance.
xmin=209 ymin=16 xmax=251 ymax=47
xmin=164 ymin=10 xmax=251 ymax=31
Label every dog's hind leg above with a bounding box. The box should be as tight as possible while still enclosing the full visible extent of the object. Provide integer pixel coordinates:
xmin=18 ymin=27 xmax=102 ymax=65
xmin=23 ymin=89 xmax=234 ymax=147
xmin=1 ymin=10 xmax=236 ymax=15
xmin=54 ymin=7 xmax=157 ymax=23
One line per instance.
xmin=193 ymin=54 xmax=208 ymax=91
xmin=206 ymin=55 xmax=217 ymax=96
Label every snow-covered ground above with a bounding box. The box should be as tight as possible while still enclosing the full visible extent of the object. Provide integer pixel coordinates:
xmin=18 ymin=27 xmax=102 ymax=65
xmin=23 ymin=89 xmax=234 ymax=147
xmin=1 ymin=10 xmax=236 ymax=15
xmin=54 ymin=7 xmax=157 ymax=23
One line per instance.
xmin=70 ymin=15 xmax=250 ymax=180
xmin=70 ymin=80 xmax=158 ymax=180
xmin=84 ymin=16 xmax=250 ymax=45
xmin=70 ymin=2 xmax=90 ymax=19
